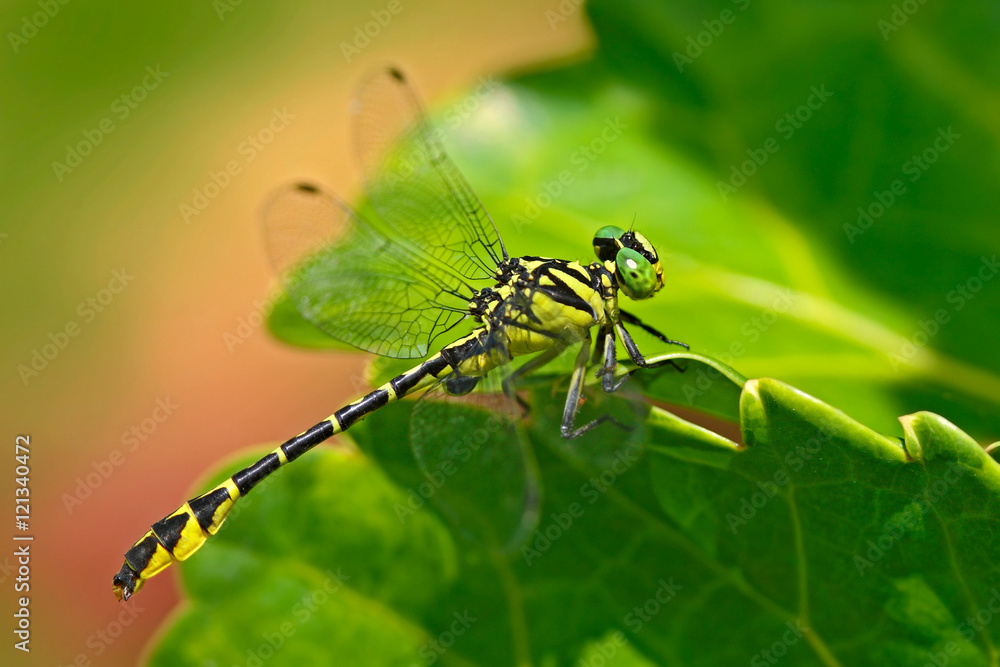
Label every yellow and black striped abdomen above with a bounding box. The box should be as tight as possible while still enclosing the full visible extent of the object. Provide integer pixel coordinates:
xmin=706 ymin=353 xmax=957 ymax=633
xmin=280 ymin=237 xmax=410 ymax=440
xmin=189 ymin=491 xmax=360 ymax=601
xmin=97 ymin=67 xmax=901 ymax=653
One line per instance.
xmin=112 ymin=353 xmax=453 ymax=601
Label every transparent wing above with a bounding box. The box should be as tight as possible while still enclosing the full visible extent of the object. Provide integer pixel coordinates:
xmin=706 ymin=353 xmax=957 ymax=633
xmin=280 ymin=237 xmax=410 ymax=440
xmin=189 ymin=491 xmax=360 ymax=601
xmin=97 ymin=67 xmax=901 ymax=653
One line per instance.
xmin=263 ymin=182 xmax=476 ymax=359
xmin=352 ymin=66 xmax=507 ymax=281
xmin=410 ymin=324 xmax=540 ymax=552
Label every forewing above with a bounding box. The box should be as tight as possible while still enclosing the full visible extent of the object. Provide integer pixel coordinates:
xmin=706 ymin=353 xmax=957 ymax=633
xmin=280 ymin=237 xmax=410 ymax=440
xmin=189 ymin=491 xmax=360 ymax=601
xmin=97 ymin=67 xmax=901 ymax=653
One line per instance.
xmin=352 ymin=66 xmax=506 ymax=281
xmin=263 ymin=182 xmax=472 ymax=359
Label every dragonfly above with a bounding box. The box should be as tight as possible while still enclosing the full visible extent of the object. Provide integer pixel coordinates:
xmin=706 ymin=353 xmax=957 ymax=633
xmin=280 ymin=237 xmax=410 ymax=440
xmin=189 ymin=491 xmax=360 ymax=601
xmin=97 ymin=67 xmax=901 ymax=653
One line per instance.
xmin=112 ymin=66 xmax=687 ymax=601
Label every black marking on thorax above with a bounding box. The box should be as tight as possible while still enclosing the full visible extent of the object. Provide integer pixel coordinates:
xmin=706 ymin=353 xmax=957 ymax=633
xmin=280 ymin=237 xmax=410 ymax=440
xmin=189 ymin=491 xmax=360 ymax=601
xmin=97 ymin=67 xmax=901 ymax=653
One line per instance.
xmin=520 ymin=257 xmax=605 ymax=314
xmin=448 ymin=256 xmax=620 ymax=371
xmin=470 ymin=256 xmax=610 ymax=334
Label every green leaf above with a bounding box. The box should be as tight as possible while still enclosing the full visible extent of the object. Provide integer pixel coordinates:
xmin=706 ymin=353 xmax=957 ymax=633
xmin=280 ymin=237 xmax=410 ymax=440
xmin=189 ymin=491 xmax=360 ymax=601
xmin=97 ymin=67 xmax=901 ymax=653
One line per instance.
xmin=147 ymin=360 xmax=1000 ymax=665
xmin=631 ymin=352 xmax=746 ymax=422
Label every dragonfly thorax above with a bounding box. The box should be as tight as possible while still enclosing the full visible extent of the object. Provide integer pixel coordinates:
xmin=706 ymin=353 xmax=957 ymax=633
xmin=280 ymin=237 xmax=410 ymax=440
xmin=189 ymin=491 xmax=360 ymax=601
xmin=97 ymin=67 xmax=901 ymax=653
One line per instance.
xmin=466 ymin=255 xmax=615 ymax=358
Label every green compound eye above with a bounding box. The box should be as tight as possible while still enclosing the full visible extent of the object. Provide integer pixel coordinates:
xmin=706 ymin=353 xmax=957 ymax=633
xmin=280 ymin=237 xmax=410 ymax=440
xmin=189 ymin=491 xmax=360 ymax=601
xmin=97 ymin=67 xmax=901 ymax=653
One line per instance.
xmin=615 ymin=247 xmax=658 ymax=299
xmin=594 ymin=225 xmax=626 ymax=240
xmin=593 ymin=225 xmax=627 ymax=263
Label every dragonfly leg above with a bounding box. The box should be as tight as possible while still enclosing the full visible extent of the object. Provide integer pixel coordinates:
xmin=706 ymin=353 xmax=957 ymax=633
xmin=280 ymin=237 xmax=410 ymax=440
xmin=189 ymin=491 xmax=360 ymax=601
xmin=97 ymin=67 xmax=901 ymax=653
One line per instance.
xmin=561 ymin=332 xmax=629 ymax=438
xmin=619 ymin=309 xmax=689 ymax=350
xmin=616 ymin=322 xmax=685 ymax=373
xmin=595 ymin=329 xmax=633 ymax=393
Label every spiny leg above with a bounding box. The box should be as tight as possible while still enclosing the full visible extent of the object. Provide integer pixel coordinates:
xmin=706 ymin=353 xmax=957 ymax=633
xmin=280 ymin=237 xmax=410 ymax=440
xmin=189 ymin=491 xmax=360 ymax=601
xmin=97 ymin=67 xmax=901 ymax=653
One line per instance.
xmin=619 ymin=309 xmax=689 ymax=350
xmin=594 ymin=315 xmax=687 ymax=398
xmin=561 ymin=332 xmax=628 ymax=439
xmin=595 ymin=328 xmax=632 ymax=393
xmin=616 ymin=321 xmax=686 ymax=373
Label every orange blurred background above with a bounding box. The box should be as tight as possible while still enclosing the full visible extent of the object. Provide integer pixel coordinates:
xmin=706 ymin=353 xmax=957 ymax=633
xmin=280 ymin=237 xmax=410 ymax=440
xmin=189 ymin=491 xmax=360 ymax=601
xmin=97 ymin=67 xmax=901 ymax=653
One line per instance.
xmin=0 ymin=1 xmax=588 ymax=664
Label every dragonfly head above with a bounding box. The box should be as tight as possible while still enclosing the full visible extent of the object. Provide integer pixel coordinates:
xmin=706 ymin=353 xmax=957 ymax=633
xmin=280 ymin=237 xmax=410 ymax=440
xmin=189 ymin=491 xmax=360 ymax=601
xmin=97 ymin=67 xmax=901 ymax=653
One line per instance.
xmin=592 ymin=226 xmax=664 ymax=300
